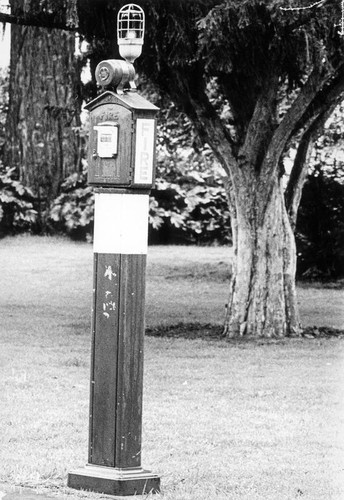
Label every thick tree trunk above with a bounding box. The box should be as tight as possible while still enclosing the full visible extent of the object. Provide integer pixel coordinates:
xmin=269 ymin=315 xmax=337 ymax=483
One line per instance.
xmin=5 ymin=2 xmax=81 ymax=227
xmin=224 ymin=177 xmax=302 ymax=338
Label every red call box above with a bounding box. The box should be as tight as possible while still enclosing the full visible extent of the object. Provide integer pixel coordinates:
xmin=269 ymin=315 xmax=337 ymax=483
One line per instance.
xmin=84 ymin=91 xmax=159 ymax=189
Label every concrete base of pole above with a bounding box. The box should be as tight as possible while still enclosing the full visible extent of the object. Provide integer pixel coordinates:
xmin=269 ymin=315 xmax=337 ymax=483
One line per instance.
xmin=68 ymin=465 xmax=160 ymax=496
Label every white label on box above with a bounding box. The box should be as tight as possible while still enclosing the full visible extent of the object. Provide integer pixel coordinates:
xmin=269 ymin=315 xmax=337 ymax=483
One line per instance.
xmin=94 ymin=123 xmax=118 ymax=158
xmin=134 ymin=119 xmax=155 ymax=184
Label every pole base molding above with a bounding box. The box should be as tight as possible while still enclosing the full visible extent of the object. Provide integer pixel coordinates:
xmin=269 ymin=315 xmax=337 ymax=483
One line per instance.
xmin=68 ymin=464 xmax=160 ymax=496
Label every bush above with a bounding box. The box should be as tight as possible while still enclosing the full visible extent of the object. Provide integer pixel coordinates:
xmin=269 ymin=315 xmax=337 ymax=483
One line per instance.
xmin=150 ymin=158 xmax=231 ymax=244
xmin=48 ymin=163 xmax=94 ymax=241
xmin=0 ymin=166 xmax=38 ymax=237
xmin=150 ymin=100 xmax=232 ymax=244
xmin=296 ymin=171 xmax=344 ymax=279
xmin=45 ymin=153 xmax=231 ymax=245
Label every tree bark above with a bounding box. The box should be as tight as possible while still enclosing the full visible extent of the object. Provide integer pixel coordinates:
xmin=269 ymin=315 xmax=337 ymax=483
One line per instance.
xmin=162 ymin=71 xmax=303 ymax=338
xmin=5 ymin=2 xmax=81 ymax=227
xmin=224 ymin=174 xmax=301 ymax=338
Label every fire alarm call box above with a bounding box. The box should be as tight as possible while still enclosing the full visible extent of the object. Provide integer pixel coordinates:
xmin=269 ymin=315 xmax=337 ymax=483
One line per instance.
xmin=85 ymin=91 xmax=159 ymax=189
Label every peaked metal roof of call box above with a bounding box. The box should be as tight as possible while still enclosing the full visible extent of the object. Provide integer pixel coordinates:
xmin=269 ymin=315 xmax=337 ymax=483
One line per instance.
xmin=84 ymin=90 xmax=159 ymax=113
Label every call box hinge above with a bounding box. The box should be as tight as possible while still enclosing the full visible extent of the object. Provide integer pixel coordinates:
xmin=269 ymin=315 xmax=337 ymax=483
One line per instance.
xmin=128 ymin=165 xmax=134 ymax=181
xmin=129 ymin=121 xmax=135 ymax=181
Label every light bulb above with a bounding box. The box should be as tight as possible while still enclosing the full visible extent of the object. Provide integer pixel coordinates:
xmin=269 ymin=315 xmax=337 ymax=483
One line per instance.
xmin=126 ymin=30 xmax=137 ymax=39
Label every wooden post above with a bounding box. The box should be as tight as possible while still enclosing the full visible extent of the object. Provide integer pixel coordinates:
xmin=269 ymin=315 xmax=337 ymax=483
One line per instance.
xmin=68 ymin=191 xmax=160 ymax=496
xmin=67 ymin=83 xmax=160 ymax=496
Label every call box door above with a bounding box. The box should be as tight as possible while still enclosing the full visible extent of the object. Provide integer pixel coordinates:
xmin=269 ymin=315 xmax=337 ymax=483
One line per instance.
xmin=88 ymin=105 xmax=132 ymax=186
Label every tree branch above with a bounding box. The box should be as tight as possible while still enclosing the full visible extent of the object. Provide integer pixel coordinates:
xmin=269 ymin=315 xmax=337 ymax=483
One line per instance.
xmin=240 ymin=73 xmax=280 ymax=170
xmin=256 ymin=63 xmax=341 ymax=224
xmin=265 ymin=66 xmax=326 ymax=170
xmin=285 ymin=101 xmax=338 ymax=229
xmin=280 ymin=0 xmax=327 ymax=11
xmin=161 ymin=64 xmax=238 ymax=174
xmin=261 ymin=59 xmax=344 ymax=185
xmin=293 ymin=63 xmax=344 ymax=133
xmin=0 ymin=11 xmax=77 ymax=32
xmin=284 ymin=122 xmax=318 ymax=230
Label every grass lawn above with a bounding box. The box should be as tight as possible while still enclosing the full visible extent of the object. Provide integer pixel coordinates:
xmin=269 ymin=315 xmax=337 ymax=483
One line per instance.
xmin=0 ymin=236 xmax=343 ymax=499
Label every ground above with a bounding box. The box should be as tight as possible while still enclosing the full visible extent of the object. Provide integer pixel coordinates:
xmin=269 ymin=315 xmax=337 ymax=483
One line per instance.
xmin=0 ymin=236 xmax=343 ymax=500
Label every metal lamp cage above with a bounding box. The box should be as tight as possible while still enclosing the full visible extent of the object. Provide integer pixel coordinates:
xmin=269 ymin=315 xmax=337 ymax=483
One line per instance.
xmin=117 ymin=4 xmax=145 ymax=42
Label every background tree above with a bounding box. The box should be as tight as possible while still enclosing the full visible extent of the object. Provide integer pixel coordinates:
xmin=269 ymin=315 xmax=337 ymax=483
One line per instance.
xmin=137 ymin=0 xmax=344 ymax=337
xmin=4 ymin=0 xmax=81 ymax=229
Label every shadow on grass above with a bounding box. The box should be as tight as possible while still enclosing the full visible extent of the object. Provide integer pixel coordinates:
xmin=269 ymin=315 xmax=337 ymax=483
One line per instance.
xmin=146 ymin=322 xmax=344 ymax=342
xmin=297 ymin=278 xmax=344 ymax=289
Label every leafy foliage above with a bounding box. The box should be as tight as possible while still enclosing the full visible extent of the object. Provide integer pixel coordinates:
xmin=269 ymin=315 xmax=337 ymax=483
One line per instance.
xmin=150 ymin=150 xmax=231 ymax=244
xmin=48 ymin=162 xmax=94 ymax=241
xmin=296 ymin=103 xmax=344 ymax=279
xmin=0 ymin=166 xmax=38 ymax=236
xmin=149 ymin=95 xmax=231 ymax=244
xmin=44 ymin=151 xmax=231 ymax=245
xmin=296 ymin=170 xmax=344 ymax=279
xmin=137 ymin=0 xmax=343 ymax=143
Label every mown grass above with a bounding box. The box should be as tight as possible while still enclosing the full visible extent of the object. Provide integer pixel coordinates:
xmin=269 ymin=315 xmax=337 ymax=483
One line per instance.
xmin=146 ymin=245 xmax=344 ymax=330
xmin=0 ymin=236 xmax=344 ymax=500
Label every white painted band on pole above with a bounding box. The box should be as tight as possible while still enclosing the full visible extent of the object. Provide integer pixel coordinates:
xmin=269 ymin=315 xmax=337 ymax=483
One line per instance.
xmin=93 ymin=193 xmax=149 ymax=254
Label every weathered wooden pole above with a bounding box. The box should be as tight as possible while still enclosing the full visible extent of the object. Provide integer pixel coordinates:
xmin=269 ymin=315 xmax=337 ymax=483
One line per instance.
xmin=68 ymin=5 xmax=160 ymax=496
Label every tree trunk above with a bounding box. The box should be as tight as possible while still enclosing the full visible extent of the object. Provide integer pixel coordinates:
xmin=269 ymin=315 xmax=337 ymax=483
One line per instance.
xmin=5 ymin=1 xmax=81 ymax=228
xmin=224 ymin=176 xmax=302 ymax=338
